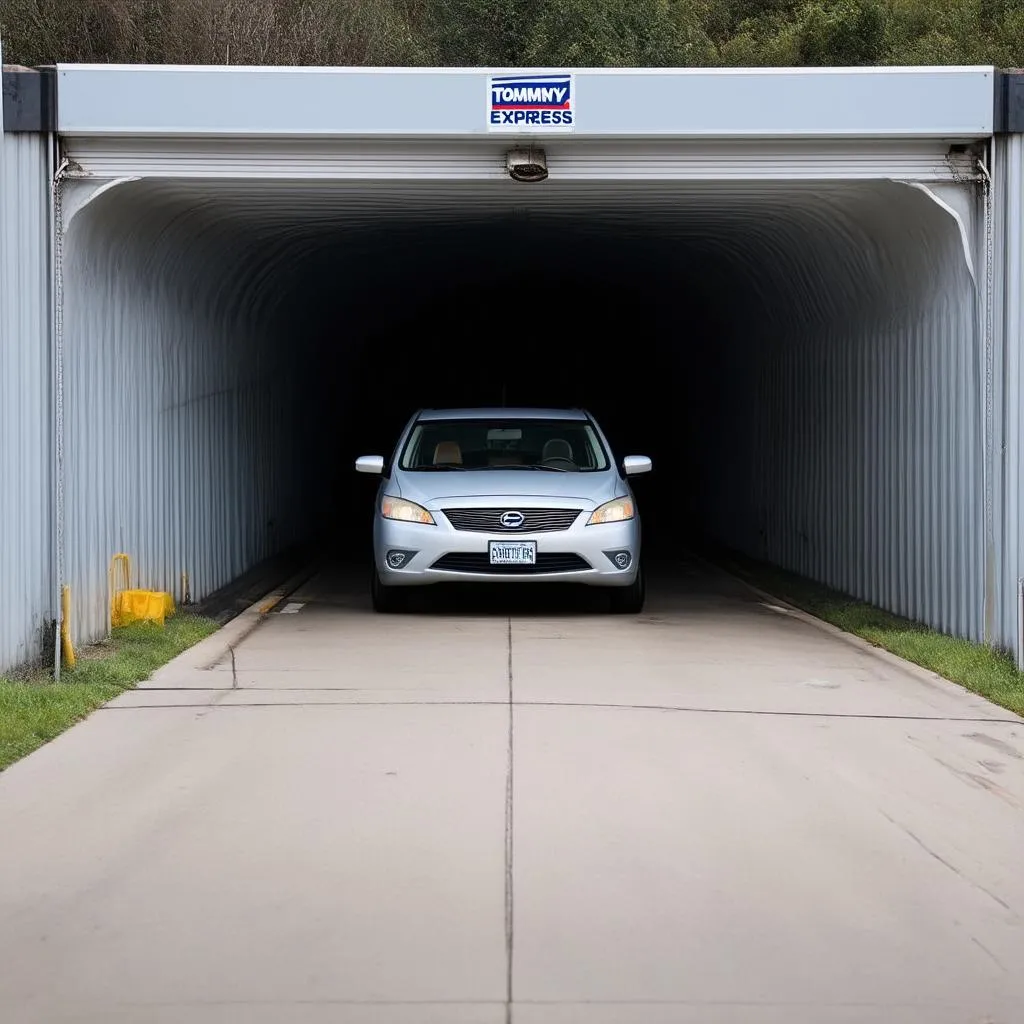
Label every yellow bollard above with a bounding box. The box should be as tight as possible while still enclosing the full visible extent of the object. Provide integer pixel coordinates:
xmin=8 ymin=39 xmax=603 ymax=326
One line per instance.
xmin=109 ymin=553 xmax=131 ymax=628
xmin=61 ymin=584 xmax=76 ymax=669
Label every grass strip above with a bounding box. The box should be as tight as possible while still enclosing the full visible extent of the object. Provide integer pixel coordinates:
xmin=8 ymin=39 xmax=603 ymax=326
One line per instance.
xmin=0 ymin=615 xmax=217 ymax=772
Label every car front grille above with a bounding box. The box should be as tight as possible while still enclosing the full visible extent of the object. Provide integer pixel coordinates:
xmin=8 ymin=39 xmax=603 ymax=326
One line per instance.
xmin=441 ymin=508 xmax=583 ymax=533
xmin=430 ymin=553 xmax=592 ymax=575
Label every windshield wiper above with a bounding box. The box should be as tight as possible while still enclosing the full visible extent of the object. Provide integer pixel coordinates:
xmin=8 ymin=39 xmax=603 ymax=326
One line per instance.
xmin=410 ymin=465 xmax=467 ymax=471
xmin=475 ymin=464 xmax=572 ymax=473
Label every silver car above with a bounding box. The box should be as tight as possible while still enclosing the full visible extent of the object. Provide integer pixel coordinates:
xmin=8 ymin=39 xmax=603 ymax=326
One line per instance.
xmin=355 ymin=408 xmax=652 ymax=613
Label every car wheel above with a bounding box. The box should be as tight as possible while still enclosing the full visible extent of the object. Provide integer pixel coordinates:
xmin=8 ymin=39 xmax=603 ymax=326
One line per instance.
xmin=371 ymin=568 xmax=407 ymax=613
xmin=608 ymin=567 xmax=645 ymax=615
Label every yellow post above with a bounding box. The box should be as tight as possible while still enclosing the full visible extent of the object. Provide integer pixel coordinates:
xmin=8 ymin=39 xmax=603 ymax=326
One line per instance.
xmin=60 ymin=584 xmax=76 ymax=670
xmin=109 ymin=553 xmax=131 ymax=629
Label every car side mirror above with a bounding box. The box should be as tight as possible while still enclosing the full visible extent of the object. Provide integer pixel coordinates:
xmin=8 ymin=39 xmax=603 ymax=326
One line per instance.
xmin=355 ymin=455 xmax=385 ymax=475
xmin=622 ymin=455 xmax=652 ymax=476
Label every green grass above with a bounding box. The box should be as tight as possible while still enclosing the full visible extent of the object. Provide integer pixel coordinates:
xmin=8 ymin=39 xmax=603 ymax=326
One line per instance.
xmin=723 ymin=554 xmax=1024 ymax=718
xmin=0 ymin=614 xmax=217 ymax=772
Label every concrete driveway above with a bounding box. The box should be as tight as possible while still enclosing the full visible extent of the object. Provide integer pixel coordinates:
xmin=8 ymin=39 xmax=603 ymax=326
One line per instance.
xmin=1 ymin=562 xmax=1022 ymax=1023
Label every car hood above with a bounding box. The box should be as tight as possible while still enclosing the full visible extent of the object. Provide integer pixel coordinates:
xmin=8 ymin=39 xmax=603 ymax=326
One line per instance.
xmin=393 ymin=468 xmax=624 ymax=509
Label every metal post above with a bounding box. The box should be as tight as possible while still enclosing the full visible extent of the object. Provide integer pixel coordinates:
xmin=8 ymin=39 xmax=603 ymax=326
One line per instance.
xmin=1018 ymin=577 xmax=1024 ymax=670
xmin=50 ymin=147 xmax=68 ymax=678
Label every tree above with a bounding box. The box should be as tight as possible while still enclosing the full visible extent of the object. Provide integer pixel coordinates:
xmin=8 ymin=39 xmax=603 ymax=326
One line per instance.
xmin=796 ymin=0 xmax=887 ymax=66
xmin=524 ymin=0 xmax=713 ymax=66
xmin=2 ymin=0 xmax=1024 ymax=71
xmin=409 ymin=0 xmax=542 ymax=66
xmin=0 ymin=0 xmax=150 ymax=64
xmin=0 ymin=0 xmax=428 ymax=66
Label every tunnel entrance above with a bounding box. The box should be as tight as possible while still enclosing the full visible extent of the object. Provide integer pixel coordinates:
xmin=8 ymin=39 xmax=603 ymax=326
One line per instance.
xmin=59 ymin=171 xmax=984 ymax=648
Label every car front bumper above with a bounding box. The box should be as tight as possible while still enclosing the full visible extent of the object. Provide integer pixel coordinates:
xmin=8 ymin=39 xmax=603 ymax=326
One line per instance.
xmin=373 ymin=511 xmax=640 ymax=587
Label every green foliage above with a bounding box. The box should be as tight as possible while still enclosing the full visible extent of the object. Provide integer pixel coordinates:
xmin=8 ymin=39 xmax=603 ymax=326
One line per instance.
xmin=1 ymin=0 xmax=1023 ymax=72
xmin=411 ymin=0 xmax=537 ymax=65
xmin=796 ymin=0 xmax=887 ymax=65
xmin=522 ymin=0 xmax=714 ymax=67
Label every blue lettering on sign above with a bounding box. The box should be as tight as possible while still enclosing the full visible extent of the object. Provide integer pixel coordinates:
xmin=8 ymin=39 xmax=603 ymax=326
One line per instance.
xmin=489 ymin=110 xmax=574 ymax=126
xmin=488 ymin=74 xmax=575 ymax=131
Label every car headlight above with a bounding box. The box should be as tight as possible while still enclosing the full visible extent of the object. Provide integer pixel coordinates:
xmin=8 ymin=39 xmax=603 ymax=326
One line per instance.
xmin=587 ymin=498 xmax=634 ymax=525
xmin=381 ymin=496 xmax=435 ymax=525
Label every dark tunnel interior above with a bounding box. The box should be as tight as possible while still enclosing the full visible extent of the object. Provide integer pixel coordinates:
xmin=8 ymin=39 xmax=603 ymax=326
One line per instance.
xmin=60 ymin=176 xmax=981 ymax=640
xmin=281 ymin=225 xmax=724 ymax=561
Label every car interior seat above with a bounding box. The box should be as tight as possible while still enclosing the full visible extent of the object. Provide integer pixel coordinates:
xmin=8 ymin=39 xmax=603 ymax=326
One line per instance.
xmin=542 ymin=438 xmax=574 ymax=463
xmin=433 ymin=441 xmax=463 ymax=465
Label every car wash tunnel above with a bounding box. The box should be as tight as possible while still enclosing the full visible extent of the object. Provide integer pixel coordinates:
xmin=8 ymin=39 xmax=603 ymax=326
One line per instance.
xmin=2 ymin=63 xmax=1024 ymax=672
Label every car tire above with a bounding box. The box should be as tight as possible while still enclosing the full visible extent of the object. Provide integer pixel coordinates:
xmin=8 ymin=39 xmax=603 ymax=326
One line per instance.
xmin=608 ymin=567 xmax=645 ymax=615
xmin=371 ymin=568 xmax=407 ymax=613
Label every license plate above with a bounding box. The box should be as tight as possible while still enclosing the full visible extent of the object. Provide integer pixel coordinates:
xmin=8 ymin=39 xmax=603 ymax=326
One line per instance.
xmin=489 ymin=541 xmax=537 ymax=566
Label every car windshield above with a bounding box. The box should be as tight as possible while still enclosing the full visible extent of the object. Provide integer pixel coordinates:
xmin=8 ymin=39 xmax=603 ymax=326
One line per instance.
xmin=399 ymin=418 xmax=610 ymax=472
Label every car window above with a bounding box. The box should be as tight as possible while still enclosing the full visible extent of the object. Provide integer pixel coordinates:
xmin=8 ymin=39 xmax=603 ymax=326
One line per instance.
xmin=400 ymin=419 xmax=610 ymax=472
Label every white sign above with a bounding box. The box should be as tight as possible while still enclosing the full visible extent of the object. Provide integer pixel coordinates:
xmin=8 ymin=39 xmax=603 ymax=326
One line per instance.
xmin=487 ymin=73 xmax=575 ymax=133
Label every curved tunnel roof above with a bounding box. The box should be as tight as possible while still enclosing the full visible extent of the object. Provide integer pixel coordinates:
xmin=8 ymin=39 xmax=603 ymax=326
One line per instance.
xmin=64 ymin=175 xmax=976 ymax=338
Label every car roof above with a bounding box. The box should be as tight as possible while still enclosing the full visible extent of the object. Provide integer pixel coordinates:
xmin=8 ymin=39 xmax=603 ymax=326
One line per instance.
xmin=416 ymin=407 xmax=589 ymax=422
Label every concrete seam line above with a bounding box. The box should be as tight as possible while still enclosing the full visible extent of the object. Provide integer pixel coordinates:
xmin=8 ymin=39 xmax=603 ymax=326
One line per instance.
xmin=504 ymin=616 xmax=515 ymax=1024
xmin=200 ymin=565 xmax=319 ymax=670
xmin=695 ymin=554 xmax=1021 ymax=712
xmin=98 ymin=702 xmax=1023 ymax=722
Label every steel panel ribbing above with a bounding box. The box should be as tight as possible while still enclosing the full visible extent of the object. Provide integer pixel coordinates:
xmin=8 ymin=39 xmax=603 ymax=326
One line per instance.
xmin=61 ymin=183 xmax=314 ymax=646
xmin=0 ymin=126 xmax=53 ymax=672
xmin=677 ymin=182 xmax=986 ymax=643
xmin=993 ymin=135 xmax=1024 ymax=666
xmin=61 ymin=138 xmax=978 ymax=183
xmin=57 ymin=173 xmax=990 ymax=653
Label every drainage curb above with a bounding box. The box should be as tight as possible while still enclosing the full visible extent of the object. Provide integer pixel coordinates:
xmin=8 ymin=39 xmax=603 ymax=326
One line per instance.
xmin=146 ymin=564 xmax=318 ymax=683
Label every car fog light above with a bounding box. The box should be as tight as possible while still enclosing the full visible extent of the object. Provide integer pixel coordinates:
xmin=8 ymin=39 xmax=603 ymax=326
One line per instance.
xmin=387 ymin=550 xmax=416 ymax=569
xmin=605 ymin=550 xmax=632 ymax=570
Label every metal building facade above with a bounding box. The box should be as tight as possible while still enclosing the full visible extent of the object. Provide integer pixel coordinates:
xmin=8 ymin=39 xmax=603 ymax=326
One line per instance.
xmin=0 ymin=62 xmax=54 ymax=671
xmin=1 ymin=61 xmax=1023 ymax=672
xmin=993 ymin=131 xmax=1024 ymax=663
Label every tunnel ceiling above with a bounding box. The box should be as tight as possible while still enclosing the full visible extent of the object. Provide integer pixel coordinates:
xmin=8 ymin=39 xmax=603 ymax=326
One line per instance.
xmin=68 ymin=176 xmax=972 ymax=337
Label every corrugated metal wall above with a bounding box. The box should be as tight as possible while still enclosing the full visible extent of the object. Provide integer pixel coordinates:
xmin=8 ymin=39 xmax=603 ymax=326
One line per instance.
xmin=0 ymin=123 xmax=53 ymax=673
xmin=61 ymin=181 xmax=316 ymax=647
xmin=62 ymin=137 xmax=975 ymax=182
xmin=53 ymin=174 xmax=997 ymax=657
xmin=684 ymin=181 xmax=988 ymax=644
xmin=993 ymin=136 xmax=1024 ymax=666
xmin=2 ymin=73 xmax=1019 ymax=670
